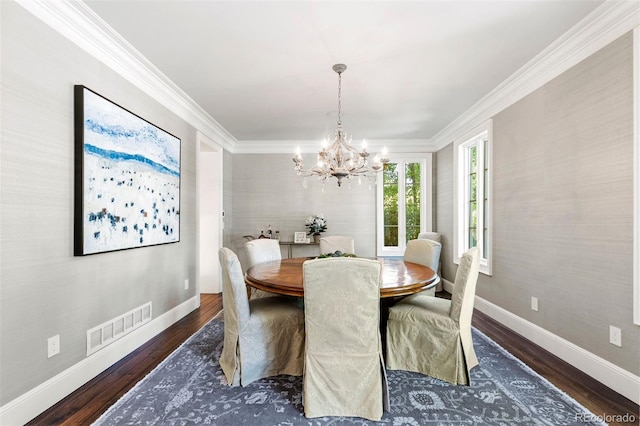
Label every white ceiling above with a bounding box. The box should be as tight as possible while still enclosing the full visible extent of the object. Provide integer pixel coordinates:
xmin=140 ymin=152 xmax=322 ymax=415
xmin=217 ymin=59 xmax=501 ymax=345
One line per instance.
xmin=84 ymin=0 xmax=604 ymax=145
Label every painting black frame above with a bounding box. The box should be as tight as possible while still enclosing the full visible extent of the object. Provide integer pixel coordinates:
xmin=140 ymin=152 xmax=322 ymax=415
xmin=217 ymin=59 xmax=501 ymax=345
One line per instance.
xmin=74 ymin=85 xmax=181 ymax=256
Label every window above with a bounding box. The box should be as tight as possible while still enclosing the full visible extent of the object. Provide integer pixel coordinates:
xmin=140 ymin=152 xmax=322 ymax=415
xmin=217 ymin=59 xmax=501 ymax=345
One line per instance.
xmin=376 ymin=154 xmax=432 ymax=256
xmin=454 ymin=121 xmax=492 ymax=275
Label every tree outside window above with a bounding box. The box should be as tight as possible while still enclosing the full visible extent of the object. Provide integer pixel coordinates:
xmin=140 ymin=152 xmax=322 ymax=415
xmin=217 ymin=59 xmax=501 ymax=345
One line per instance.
xmin=377 ymin=155 xmax=432 ymax=256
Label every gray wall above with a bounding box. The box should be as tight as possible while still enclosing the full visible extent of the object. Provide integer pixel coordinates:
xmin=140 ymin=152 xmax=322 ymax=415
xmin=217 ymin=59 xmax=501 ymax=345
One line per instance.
xmin=229 ymin=154 xmax=377 ymax=269
xmin=434 ymin=144 xmax=456 ymax=282
xmin=223 ymin=149 xmax=234 ymax=249
xmin=436 ymin=32 xmax=638 ymax=374
xmin=1 ymin=3 xmax=198 ymax=404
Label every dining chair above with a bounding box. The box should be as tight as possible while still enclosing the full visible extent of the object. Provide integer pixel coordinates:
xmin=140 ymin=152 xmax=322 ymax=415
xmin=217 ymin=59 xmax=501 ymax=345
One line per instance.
xmin=386 ymin=247 xmax=480 ymax=385
xmin=302 ymin=257 xmax=388 ymax=420
xmin=418 ymin=231 xmax=441 ymax=244
xmin=244 ymin=239 xmax=281 ymax=299
xmin=418 ymin=232 xmax=443 ymax=291
xmin=318 ymin=235 xmax=355 ymax=254
xmin=404 ymin=238 xmax=442 ymax=296
xmin=218 ymin=247 xmax=305 ymax=386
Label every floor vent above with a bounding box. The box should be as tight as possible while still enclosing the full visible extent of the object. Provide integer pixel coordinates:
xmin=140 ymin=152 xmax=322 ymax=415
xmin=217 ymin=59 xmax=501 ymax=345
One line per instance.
xmin=87 ymin=302 xmax=152 ymax=356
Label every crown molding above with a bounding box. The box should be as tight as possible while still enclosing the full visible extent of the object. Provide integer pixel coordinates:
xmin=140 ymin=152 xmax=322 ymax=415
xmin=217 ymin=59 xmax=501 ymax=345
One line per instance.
xmin=431 ymin=0 xmax=640 ymax=151
xmin=369 ymin=139 xmax=436 ymax=153
xmin=233 ymin=139 xmax=435 ymax=154
xmin=15 ymin=0 xmax=237 ymax=152
xmin=16 ymin=0 xmax=638 ymax=155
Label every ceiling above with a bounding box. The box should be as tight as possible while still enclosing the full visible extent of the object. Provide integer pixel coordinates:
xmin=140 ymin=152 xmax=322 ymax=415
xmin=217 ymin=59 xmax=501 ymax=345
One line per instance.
xmin=84 ymin=0 xmax=604 ymax=146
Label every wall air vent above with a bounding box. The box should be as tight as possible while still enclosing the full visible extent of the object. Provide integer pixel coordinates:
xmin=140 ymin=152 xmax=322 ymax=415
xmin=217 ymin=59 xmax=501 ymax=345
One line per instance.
xmin=86 ymin=302 xmax=152 ymax=356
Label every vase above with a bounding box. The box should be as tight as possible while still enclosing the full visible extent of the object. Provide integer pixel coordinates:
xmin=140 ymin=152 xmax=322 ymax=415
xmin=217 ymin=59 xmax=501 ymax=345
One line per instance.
xmin=313 ymin=234 xmax=321 ymax=243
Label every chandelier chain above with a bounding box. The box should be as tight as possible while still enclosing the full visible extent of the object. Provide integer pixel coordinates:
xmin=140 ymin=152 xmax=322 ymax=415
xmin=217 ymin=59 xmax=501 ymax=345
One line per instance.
xmin=337 ymin=71 xmax=342 ymax=126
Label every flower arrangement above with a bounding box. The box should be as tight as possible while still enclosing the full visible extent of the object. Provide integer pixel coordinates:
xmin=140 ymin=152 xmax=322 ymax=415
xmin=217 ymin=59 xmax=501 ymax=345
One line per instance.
xmin=318 ymin=250 xmax=356 ymax=258
xmin=305 ymin=214 xmax=327 ymax=235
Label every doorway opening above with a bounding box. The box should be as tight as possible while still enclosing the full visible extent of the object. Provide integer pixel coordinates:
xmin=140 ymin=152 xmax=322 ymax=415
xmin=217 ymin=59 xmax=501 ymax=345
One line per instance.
xmin=197 ymin=132 xmax=223 ymax=294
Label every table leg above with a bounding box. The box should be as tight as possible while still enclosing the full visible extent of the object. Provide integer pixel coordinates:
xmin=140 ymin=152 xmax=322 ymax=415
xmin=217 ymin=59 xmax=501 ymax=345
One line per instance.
xmin=380 ymin=297 xmax=404 ymax=359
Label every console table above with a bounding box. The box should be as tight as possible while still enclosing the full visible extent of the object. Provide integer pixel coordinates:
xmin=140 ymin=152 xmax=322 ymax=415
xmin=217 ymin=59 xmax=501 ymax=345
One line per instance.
xmin=278 ymin=241 xmax=319 ymax=258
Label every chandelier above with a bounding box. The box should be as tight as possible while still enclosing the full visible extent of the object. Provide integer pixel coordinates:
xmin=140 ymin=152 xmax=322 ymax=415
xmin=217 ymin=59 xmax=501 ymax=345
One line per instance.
xmin=293 ymin=64 xmax=389 ymax=187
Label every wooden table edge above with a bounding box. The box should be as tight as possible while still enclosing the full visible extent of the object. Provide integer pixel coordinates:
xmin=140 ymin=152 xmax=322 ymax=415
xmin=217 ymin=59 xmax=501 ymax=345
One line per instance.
xmin=244 ymin=275 xmax=305 ymax=297
xmin=244 ymin=261 xmax=440 ymax=299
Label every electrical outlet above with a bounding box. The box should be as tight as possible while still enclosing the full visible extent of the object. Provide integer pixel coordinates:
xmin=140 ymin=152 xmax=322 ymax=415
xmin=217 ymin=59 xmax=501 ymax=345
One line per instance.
xmin=47 ymin=335 xmax=60 ymax=358
xmin=184 ymin=279 xmax=189 ymax=290
xmin=531 ymin=297 xmax=538 ymax=312
xmin=609 ymin=326 xmax=622 ymax=347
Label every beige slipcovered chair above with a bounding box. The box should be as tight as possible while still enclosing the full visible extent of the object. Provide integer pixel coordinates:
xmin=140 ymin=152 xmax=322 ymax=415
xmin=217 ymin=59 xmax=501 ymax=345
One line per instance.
xmin=218 ymin=247 xmax=305 ymax=386
xmin=418 ymin=231 xmax=442 ymax=245
xmin=404 ymin=238 xmax=442 ymax=296
xmin=318 ymin=235 xmax=355 ymax=254
xmin=244 ymin=239 xmax=281 ymax=299
xmin=418 ymin=232 xmax=443 ymax=291
xmin=386 ymin=247 xmax=480 ymax=386
xmin=302 ymin=258 xmax=388 ymax=420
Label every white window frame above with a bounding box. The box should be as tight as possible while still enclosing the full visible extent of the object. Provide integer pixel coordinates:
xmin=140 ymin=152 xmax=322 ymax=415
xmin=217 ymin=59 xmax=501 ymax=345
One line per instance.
xmin=376 ymin=154 xmax=432 ymax=256
xmin=453 ymin=120 xmax=493 ymax=275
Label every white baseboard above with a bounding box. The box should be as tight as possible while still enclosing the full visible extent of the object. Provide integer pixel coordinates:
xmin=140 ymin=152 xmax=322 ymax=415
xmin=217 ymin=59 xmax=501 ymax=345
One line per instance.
xmin=0 ymin=295 xmax=200 ymax=426
xmin=473 ymin=296 xmax=640 ymax=405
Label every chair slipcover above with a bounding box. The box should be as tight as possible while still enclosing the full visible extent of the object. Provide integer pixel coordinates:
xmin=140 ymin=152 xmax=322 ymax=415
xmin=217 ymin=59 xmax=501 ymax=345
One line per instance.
xmin=386 ymin=247 xmax=480 ymax=385
xmin=318 ymin=236 xmax=355 ymax=254
xmin=218 ymin=247 xmax=305 ymax=386
xmin=418 ymin=232 xmax=443 ymax=291
xmin=302 ymin=258 xmax=388 ymax=420
xmin=244 ymin=239 xmax=281 ymax=299
xmin=404 ymin=238 xmax=442 ymax=296
xmin=417 ymin=232 xmax=442 ymax=244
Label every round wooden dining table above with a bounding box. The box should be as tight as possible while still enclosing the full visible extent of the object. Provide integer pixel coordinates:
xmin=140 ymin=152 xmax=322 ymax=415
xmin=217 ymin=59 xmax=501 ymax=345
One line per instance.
xmin=245 ymin=257 xmax=439 ymax=298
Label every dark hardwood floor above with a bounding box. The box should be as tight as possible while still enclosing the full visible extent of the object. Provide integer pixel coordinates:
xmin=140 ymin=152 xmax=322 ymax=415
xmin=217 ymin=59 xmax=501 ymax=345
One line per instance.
xmin=28 ymin=293 xmax=638 ymax=425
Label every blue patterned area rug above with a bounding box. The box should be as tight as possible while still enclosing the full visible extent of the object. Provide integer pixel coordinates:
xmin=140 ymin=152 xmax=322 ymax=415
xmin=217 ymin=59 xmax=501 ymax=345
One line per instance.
xmin=93 ymin=318 xmax=605 ymax=425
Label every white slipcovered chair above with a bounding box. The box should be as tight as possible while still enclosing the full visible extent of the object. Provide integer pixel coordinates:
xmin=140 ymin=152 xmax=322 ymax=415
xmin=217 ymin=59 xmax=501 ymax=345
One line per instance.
xmin=244 ymin=239 xmax=281 ymax=299
xmin=386 ymin=247 xmax=480 ymax=385
xmin=302 ymin=258 xmax=388 ymax=420
xmin=218 ymin=247 xmax=305 ymax=386
xmin=318 ymin=235 xmax=355 ymax=255
xmin=404 ymin=238 xmax=442 ymax=296
xmin=418 ymin=232 xmax=443 ymax=291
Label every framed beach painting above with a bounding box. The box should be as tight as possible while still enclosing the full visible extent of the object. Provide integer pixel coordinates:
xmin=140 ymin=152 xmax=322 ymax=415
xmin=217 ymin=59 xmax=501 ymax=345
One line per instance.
xmin=74 ymin=85 xmax=181 ymax=255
